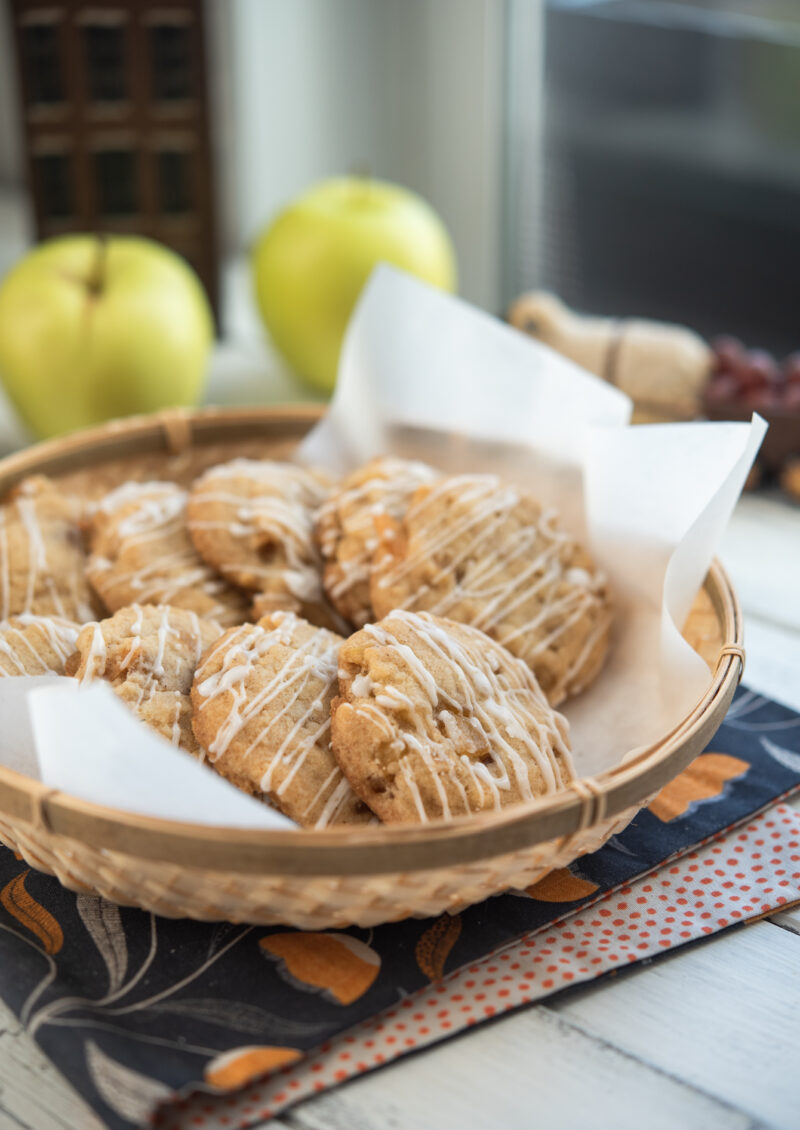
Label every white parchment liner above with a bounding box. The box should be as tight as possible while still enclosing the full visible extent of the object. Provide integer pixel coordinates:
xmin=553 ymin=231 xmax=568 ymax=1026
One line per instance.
xmin=0 ymin=266 xmax=764 ymax=824
xmin=300 ymin=267 xmax=765 ymax=778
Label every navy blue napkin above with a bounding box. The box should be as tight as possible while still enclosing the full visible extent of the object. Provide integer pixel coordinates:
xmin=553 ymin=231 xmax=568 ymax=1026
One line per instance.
xmin=0 ymin=686 xmax=798 ymax=1130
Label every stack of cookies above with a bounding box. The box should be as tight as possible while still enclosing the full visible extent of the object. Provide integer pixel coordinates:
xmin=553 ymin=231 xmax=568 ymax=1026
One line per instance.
xmin=0 ymin=455 xmax=613 ymax=828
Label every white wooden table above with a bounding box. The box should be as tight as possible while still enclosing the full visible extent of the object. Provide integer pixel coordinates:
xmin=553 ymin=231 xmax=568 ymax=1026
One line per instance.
xmin=1 ymin=469 xmax=799 ymax=1130
xmin=0 ymin=227 xmax=799 ymax=1128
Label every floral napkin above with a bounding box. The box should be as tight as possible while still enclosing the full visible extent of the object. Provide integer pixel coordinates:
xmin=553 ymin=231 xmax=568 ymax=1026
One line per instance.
xmin=160 ymin=798 xmax=799 ymax=1130
xmin=0 ymin=687 xmax=798 ymax=1130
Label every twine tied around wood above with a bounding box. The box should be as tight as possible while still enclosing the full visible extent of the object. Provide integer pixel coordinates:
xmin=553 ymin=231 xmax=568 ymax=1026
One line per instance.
xmin=157 ymin=410 xmax=193 ymax=455
xmin=716 ymin=644 xmax=746 ymax=681
xmin=30 ymin=788 xmax=59 ymax=835
xmin=571 ymin=776 xmax=607 ymax=831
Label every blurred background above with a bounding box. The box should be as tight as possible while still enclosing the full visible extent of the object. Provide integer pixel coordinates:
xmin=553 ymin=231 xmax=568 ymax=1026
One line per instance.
xmin=0 ymin=0 xmax=798 ymax=450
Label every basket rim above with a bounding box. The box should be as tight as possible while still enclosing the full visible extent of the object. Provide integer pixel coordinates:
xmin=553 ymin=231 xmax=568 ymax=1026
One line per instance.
xmin=0 ymin=406 xmax=743 ymax=876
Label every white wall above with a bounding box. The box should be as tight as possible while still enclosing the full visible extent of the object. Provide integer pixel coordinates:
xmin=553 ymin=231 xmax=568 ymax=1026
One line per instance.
xmin=0 ymin=0 xmax=517 ymax=312
xmin=211 ymin=0 xmax=387 ymax=252
xmin=380 ymin=0 xmax=506 ymax=313
xmin=503 ymin=0 xmax=546 ymax=310
xmin=215 ymin=0 xmax=508 ymax=311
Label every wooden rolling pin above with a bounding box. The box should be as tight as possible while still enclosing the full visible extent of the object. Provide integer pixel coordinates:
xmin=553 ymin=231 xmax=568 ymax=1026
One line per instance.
xmin=507 ymin=292 xmax=713 ymax=422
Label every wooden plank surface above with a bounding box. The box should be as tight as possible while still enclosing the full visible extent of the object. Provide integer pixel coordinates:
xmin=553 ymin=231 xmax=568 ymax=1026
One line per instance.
xmin=280 ymin=1006 xmax=756 ymax=1130
xmin=773 ymin=907 xmax=800 ymax=934
xmin=720 ymin=494 xmax=800 ymax=634
xmin=738 ymin=617 xmax=800 ymax=710
xmin=0 ymin=1014 xmax=105 ymax=1130
xmin=551 ymin=922 xmax=800 ymax=1130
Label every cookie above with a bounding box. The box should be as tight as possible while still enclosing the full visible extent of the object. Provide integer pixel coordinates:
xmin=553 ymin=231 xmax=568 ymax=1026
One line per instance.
xmin=314 ymin=456 xmax=439 ymax=627
xmin=332 ymin=610 xmax=574 ymax=824
xmin=86 ymin=482 xmax=250 ymax=627
xmin=191 ymin=611 xmax=371 ymax=828
xmin=370 ymin=475 xmax=611 ymax=705
xmin=0 ymin=475 xmax=98 ymax=623
xmin=249 ymin=590 xmax=346 ymax=635
xmin=66 ymin=604 xmax=222 ymax=755
xmin=186 ymin=459 xmax=335 ymax=625
xmin=0 ymin=615 xmax=80 ymax=676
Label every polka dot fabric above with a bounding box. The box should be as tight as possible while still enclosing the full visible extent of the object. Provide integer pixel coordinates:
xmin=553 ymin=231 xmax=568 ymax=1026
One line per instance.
xmin=154 ymin=802 xmax=800 ymax=1130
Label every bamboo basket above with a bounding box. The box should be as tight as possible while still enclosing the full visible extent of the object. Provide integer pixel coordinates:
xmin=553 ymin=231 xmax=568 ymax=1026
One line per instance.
xmin=0 ymin=407 xmax=744 ymax=928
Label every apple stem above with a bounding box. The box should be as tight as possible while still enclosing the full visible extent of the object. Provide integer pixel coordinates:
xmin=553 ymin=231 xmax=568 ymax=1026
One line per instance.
xmin=86 ymin=235 xmax=108 ymax=298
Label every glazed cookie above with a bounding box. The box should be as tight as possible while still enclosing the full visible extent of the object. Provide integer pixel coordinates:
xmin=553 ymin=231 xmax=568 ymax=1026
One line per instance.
xmin=86 ymin=482 xmax=250 ymax=627
xmin=332 ymin=610 xmax=574 ymax=824
xmin=186 ymin=459 xmax=335 ymax=625
xmin=191 ymin=611 xmax=371 ymax=828
xmin=249 ymin=590 xmax=346 ymax=635
xmin=0 ymin=475 xmax=98 ymax=623
xmin=370 ymin=475 xmax=612 ymax=706
xmin=66 ymin=604 xmax=222 ymax=755
xmin=314 ymin=456 xmax=439 ymax=627
xmin=0 ymin=615 xmax=80 ymax=676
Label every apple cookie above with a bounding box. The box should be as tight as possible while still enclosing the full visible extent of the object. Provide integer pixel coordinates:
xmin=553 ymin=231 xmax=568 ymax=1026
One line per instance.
xmin=331 ymin=609 xmax=574 ymax=824
xmin=191 ymin=611 xmax=372 ymax=828
xmin=370 ymin=475 xmax=612 ymax=706
xmin=0 ymin=475 xmax=99 ymax=623
xmin=314 ymin=455 xmax=439 ymax=627
xmin=0 ymin=615 xmax=80 ymax=676
xmin=186 ymin=458 xmax=338 ymax=629
xmin=86 ymin=481 xmax=250 ymax=627
xmin=66 ymin=603 xmax=222 ymax=755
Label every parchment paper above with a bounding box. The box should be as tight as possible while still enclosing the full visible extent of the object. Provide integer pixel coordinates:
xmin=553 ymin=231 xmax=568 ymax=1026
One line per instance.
xmin=0 ymin=265 xmax=765 ymax=823
xmin=0 ymin=678 xmax=293 ymax=828
xmin=300 ymin=267 xmax=765 ymax=777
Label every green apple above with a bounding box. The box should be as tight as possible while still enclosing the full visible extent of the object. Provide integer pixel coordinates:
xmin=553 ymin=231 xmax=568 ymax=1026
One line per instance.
xmin=0 ymin=234 xmax=213 ymax=439
xmin=251 ymin=177 xmax=456 ymax=394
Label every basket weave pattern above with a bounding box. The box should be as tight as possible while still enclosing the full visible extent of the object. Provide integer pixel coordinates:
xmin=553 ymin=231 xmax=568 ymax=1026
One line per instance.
xmin=0 ymin=806 xmax=641 ymax=927
xmin=0 ymin=408 xmax=742 ymax=928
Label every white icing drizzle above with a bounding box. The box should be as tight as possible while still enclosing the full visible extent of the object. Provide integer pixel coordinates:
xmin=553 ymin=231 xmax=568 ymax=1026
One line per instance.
xmin=0 ymin=615 xmax=80 ymax=676
xmin=193 ymin=611 xmax=357 ymax=827
xmin=14 ymin=493 xmax=69 ymax=618
xmin=16 ymin=497 xmax=49 ymax=609
xmin=77 ymin=604 xmax=206 ymax=749
xmin=187 ymin=460 xmax=329 ymax=602
xmin=401 ymin=760 xmax=428 ymax=822
xmin=374 ymin=474 xmax=608 ymax=700
xmin=88 ymin=482 xmax=243 ymax=623
xmin=343 ymin=609 xmax=574 ymax=823
xmin=0 ymin=479 xmax=94 ymax=622
xmin=315 ymin=457 xmax=438 ymax=623
xmin=170 ymin=695 xmax=183 ymax=746
xmin=80 ymin=623 xmax=107 ymax=684
xmin=95 ymin=480 xmax=180 ymax=518
xmin=153 ymin=605 xmax=171 ymax=676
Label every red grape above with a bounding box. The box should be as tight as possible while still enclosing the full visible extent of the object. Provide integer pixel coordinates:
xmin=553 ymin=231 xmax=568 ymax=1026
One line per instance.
xmin=783 ymin=351 xmax=800 ymax=386
xmin=704 ymin=374 xmax=739 ymax=408
xmin=739 ymin=349 xmax=779 ymax=392
xmin=743 ymin=385 xmax=783 ymax=413
xmin=712 ymin=335 xmax=746 ymax=374
xmin=783 ymin=382 xmax=800 ymax=410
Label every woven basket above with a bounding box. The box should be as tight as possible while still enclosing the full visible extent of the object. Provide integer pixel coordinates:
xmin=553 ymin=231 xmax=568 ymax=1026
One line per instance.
xmin=0 ymin=407 xmax=744 ymax=928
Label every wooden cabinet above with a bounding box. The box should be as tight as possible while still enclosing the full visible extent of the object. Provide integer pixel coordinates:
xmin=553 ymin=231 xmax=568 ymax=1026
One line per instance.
xmin=8 ymin=0 xmax=218 ymax=316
